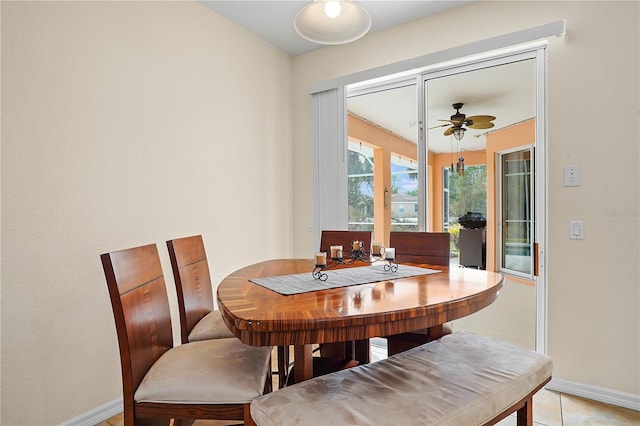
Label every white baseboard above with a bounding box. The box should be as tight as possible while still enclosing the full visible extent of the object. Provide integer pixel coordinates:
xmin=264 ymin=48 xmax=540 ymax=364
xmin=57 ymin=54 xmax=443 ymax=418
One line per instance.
xmin=547 ymin=378 xmax=640 ymax=412
xmin=58 ymin=398 xmax=123 ymax=426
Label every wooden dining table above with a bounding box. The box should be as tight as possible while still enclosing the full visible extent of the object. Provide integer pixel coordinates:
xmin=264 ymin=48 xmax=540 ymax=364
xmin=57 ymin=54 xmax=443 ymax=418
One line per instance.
xmin=216 ymin=258 xmax=503 ymax=383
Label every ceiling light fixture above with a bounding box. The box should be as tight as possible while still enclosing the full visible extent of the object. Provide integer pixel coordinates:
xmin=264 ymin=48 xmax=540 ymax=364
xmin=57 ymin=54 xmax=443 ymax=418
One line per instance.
xmin=452 ymin=127 xmax=466 ymax=141
xmin=294 ymin=0 xmax=372 ymax=45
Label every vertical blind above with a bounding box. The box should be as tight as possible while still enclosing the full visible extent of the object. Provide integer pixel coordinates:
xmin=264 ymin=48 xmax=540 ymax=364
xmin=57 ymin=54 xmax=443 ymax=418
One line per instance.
xmin=312 ymin=87 xmax=348 ymax=250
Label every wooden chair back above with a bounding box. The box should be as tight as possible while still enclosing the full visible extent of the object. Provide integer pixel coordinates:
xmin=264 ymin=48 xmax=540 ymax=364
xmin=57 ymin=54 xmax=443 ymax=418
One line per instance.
xmin=100 ymin=244 xmax=174 ymax=421
xmin=167 ymin=235 xmax=213 ymax=344
xmin=319 ymin=230 xmax=373 ymax=255
xmin=389 ymin=232 xmax=450 ymax=266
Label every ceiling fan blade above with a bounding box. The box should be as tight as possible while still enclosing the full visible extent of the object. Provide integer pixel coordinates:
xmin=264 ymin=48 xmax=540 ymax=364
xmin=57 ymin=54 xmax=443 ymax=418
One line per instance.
xmin=428 ymin=123 xmax=451 ymax=130
xmin=466 ymin=115 xmax=496 ymax=122
xmin=443 ymin=127 xmax=454 ymax=136
xmin=467 ymin=121 xmax=495 ymax=129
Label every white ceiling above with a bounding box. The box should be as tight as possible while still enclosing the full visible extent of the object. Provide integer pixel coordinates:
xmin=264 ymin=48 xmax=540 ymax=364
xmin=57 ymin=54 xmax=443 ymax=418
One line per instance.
xmin=200 ymin=1 xmax=536 ymax=154
xmin=199 ymin=1 xmax=473 ymax=56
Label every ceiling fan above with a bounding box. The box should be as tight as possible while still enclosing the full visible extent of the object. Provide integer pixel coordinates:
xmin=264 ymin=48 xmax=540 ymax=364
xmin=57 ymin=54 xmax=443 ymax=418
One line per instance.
xmin=431 ymin=103 xmax=496 ymax=140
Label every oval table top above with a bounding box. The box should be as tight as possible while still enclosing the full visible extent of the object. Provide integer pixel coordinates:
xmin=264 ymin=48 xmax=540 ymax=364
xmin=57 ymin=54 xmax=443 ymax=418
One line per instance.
xmin=217 ymin=258 xmax=503 ymax=347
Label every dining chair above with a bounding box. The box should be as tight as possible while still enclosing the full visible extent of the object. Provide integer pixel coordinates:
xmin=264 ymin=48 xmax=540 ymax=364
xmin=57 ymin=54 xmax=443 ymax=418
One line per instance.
xmin=385 ymin=231 xmax=453 ymax=355
xmin=319 ymin=230 xmax=373 ymax=256
xmin=166 ymin=235 xmax=234 ymax=344
xmin=101 ymin=243 xmax=272 ymax=426
xmin=167 ymin=234 xmax=286 ymax=388
xmin=389 ymin=231 xmax=450 ymax=266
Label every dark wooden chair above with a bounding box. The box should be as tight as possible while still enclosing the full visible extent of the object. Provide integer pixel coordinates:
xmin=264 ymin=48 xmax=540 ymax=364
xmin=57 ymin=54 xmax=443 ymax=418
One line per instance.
xmin=319 ymin=230 xmax=373 ymax=256
xmin=166 ymin=235 xmax=234 ymax=344
xmin=389 ymin=231 xmax=450 ymax=266
xmin=167 ymin=234 xmax=286 ymax=388
xmin=385 ymin=231 xmax=453 ymax=355
xmin=101 ymin=243 xmax=271 ymax=426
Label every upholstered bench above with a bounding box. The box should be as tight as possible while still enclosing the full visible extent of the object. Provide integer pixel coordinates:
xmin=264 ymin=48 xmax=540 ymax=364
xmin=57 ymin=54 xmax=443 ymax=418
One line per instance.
xmin=250 ymin=332 xmax=553 ymax=426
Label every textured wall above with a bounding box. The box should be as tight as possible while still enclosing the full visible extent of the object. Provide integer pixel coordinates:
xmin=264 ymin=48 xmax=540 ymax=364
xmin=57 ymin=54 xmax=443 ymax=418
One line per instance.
xmin=1 ymin=2 xmax=292 ymax=424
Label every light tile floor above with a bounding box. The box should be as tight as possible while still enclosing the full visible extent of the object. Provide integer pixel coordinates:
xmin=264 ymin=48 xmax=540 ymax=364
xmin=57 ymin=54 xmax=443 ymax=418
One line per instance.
xmin=100 ymin=345 xmax=640 ymax=426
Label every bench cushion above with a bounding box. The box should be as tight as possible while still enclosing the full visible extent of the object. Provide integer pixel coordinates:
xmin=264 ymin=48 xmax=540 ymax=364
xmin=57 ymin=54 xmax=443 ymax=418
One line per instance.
xmin=251 ymin=332 xmax=552 ymax=426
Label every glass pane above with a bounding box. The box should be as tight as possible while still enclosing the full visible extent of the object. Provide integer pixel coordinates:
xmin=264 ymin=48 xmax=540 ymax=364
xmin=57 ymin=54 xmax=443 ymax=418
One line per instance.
xmin=390 ymin=155 xmax=418 ymax=232
xmin=448 ymin=165 xmax=487 ymax=219
xmin=347 ymin=84 xmax=418 ymax=240
xmin=347 ymin=143 xmax=374 ymax=231
xmin=448 ymin=165 xmax=487 ymax=267
xmin=501 ymin=150 xmax=532 ymax=274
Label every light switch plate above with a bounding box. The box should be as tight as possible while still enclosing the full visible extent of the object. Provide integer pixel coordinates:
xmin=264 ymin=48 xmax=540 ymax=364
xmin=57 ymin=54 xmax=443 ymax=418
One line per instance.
xmin=569 ymin=220 xmax=584 ymax=240
xmin=564 ymin=165 xmax=581 ymax=187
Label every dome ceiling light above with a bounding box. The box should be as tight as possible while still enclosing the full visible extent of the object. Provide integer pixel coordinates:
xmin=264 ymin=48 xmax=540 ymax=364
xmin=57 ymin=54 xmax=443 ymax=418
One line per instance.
xmin=294 ymin=0 xmax=372 ymax=45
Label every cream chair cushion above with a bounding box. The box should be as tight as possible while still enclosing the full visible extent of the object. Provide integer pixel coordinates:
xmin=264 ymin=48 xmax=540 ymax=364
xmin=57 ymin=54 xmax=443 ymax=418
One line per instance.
xmin=189 ymin=310 xmax=235 ymax=341
xmin=135 ymin=338 xmax=271 ymax=404
xmin=251 ymin=332 xmax=552 ymax=426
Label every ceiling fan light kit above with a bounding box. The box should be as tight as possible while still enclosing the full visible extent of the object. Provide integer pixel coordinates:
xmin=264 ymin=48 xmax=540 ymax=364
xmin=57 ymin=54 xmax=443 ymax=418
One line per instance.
xmin=452 ymin=127 xmax=466 ymax=141
xmin=294 ymin=0 xmax=372 ymax=45
xmin=437 ymin=102 xmax=496 ymax=141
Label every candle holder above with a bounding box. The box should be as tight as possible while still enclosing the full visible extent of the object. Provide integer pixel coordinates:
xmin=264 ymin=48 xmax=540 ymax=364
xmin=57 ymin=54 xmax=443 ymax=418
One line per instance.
xmin=383 ymin=258 xmax=398 ymax=273
xmin=312 ymin=265 xmax=329 ymax=281
xmin=312 ymin=241 xmax=398 ymax=280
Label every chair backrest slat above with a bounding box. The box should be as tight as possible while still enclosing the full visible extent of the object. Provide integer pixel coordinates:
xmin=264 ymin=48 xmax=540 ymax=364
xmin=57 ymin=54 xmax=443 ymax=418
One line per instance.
xmin=167 ymin=235 xmax=214 ymax=344
xmin=389 ymin=232 xmax=450 ymax=266
xmin=101 ymin=244 xmax=174 ymax=398
xmin=319 ymin=230 xmax=373 ymax=254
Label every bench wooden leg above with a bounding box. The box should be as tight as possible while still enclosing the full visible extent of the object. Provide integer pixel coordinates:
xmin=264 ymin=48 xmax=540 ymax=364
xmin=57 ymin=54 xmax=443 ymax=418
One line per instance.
xmin=484 ymin=378 xmax=549 ymax=426
xmin=516 ymin=396 xmax=533 ymax=426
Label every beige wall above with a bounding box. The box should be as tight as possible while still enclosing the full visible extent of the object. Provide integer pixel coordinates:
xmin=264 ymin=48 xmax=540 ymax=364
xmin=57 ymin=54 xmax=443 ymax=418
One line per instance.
xmin=2 ymin=1 xmax=638 ymax=423
xmin=292 ymin=0 xmax=639 ymax=398
xmin=1 ymin=2 xmax=292 ymax=424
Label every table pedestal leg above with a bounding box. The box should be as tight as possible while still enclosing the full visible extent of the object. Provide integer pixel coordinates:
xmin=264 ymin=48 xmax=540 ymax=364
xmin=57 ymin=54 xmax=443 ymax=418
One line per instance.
xmin=387 ymin=324 xmax=445 ymax=356
xmin=354 ymin=339 xmax=370 ymax=364
xmin=428 ymin=324 xmax=444 ymax=339
xmin=293 ymin=344 xmax=313 ymax=384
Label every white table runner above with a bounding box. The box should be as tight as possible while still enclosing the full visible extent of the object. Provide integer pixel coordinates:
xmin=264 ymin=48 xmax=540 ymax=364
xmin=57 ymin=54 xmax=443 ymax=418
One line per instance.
xmin=249 ymin=264 xmax=439 ymax=295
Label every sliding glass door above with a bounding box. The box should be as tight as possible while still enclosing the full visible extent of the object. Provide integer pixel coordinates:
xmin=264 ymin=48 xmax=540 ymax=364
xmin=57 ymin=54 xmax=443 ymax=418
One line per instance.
xmin=312 ymin=40 xmax=548 ymax=352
